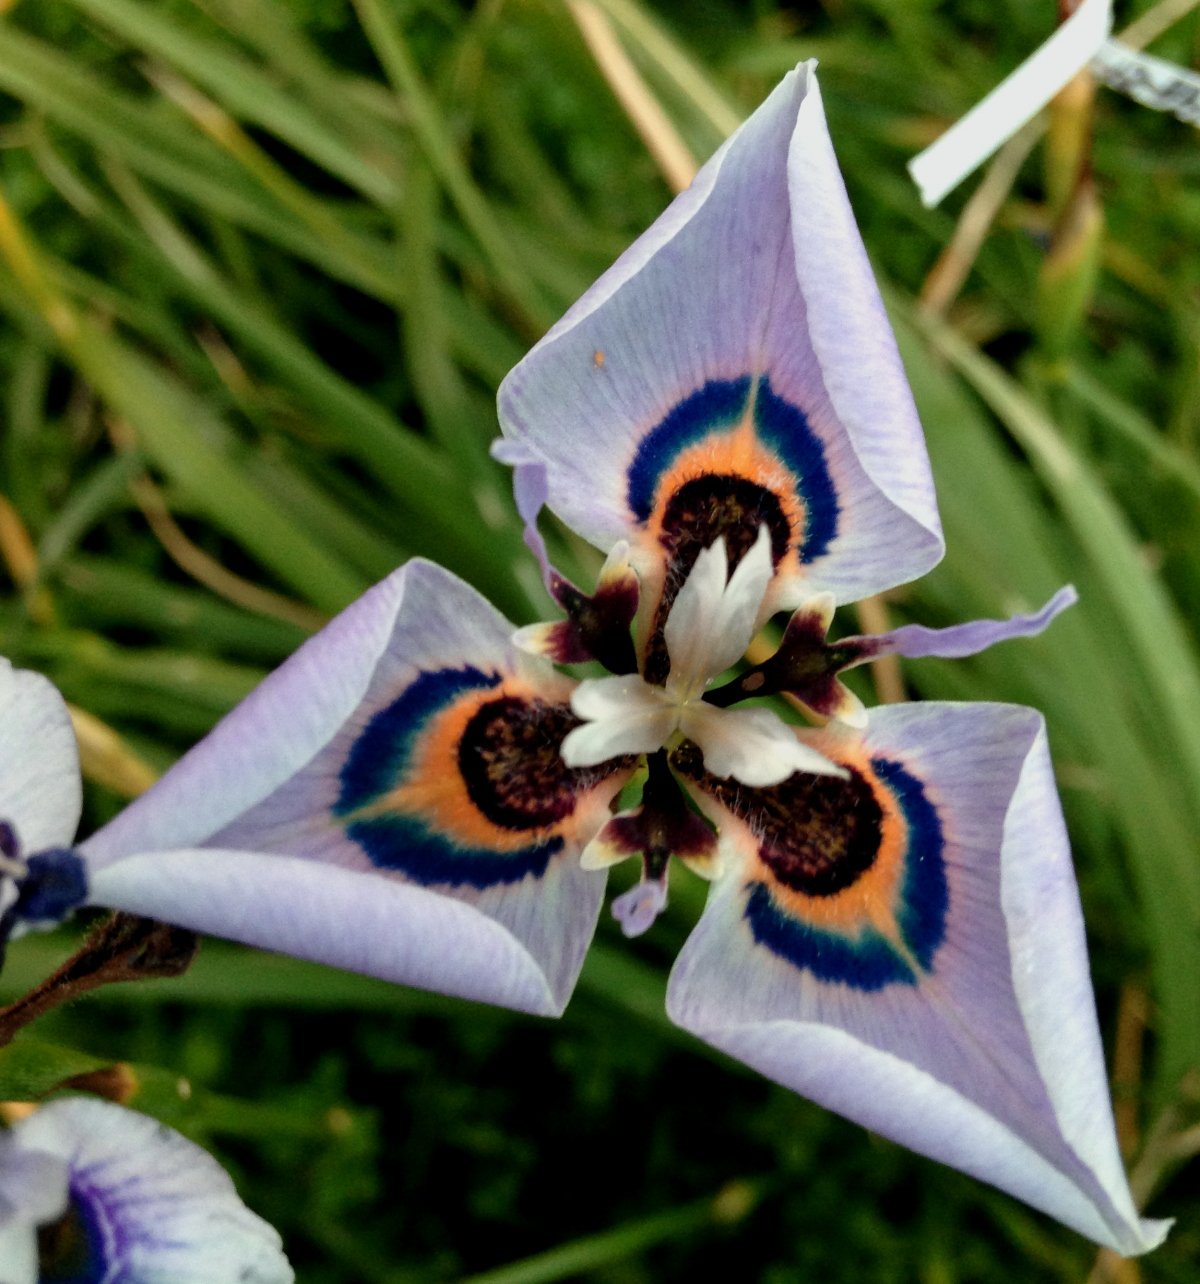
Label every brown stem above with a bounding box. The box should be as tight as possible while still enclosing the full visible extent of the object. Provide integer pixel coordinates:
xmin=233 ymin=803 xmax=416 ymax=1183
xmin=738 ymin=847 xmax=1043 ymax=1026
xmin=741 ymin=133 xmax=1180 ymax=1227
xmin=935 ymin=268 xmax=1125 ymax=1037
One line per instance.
xmin=0 ymin=913 xmax=199 ymax=1047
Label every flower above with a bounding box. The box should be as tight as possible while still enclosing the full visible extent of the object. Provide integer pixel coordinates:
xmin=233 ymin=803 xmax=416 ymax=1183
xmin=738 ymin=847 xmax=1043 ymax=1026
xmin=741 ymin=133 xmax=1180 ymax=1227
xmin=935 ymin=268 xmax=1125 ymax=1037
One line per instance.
xmin=0 ymin=660 xmax=90 ymax=962
xmin=0 ymin=1097 xmax=291 ymax=1283
xmin=3 ymin=62 xmax=1169 ymax=1255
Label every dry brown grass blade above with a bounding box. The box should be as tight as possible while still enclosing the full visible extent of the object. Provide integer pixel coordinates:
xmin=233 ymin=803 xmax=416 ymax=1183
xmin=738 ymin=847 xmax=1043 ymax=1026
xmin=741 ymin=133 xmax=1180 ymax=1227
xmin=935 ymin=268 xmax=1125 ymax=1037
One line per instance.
xmin=565 ymin=0 xmax=697 ymax=194
xmin=107 ymin=417 xmax=328 ymax=633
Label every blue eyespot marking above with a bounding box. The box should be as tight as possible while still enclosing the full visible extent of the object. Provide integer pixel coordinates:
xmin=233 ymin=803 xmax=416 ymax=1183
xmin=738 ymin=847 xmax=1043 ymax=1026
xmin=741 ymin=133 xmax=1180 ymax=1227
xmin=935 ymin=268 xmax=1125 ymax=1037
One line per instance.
xmin=625 ymin=375 xmax=839 ymax=562
xmin=14 ymin=848 xmax=88 ymax=924
xmin=753 ymin=378 xmax=838 ymax=562
xmin=873 ymin=756 xmax=948 ymax=970
xmin=627 ymin=377 xmax=751 ymax=522
xmin=743 ymin=755 xmax=947 ymax=991
xmin=346 ymin=815 xmax=562 ymax=889
xmin=336 ymin=666 xmax=500 ymax=816
xmin=744 ymin=882 xmax=917 ymax=990
xmin=37 ymin=1182 xmax=108 ymax=1284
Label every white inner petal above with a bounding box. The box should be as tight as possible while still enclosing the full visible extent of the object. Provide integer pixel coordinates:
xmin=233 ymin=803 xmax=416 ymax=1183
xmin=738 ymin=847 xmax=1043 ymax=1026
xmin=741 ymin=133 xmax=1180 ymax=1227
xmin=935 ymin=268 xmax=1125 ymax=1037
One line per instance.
xmin=664 ymin=526 xmax=773 ymax=699
xmin=563 ymin=530 xmax=842 ymax=785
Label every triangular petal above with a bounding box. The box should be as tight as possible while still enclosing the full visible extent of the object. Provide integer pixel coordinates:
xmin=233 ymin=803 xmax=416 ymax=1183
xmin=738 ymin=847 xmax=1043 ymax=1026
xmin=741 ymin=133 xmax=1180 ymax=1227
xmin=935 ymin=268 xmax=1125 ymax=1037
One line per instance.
xmin=11 ymin=1097 xmax=291 ymax=1283
xmin=667 ymin=703 xmax=1167 ymax=1254
xmin=0 ymin=659 xmax=81 ymax=853
xmin=83 ymin=561 xmax=631 ymax=1015
xmin=497 ymin=63 xmax=942 ymax=646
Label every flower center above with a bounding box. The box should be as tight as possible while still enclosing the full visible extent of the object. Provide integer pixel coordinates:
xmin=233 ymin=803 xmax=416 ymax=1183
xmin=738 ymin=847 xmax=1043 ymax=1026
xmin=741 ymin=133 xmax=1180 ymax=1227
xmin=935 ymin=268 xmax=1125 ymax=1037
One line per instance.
xmin=458 ymin=696 xmax=591 ymax=830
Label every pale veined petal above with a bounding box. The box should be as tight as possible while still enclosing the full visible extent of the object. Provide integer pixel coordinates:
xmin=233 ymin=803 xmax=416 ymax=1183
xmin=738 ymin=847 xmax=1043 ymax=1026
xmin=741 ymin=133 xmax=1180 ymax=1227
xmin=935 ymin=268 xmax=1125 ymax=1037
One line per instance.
xmin=559 ymin=711 xmax=675 ymax=769
xmin=88 ymin=849 xmax=572 ymax=1016
xmin=82 ymin=561 xmax=633 ymax=1015
xmin=10 ymin=1097 xmax=291 ymax=1284
xmin=0 ymin=659 xmax=81 ymax=854
xmin=496 ymin=62 xmax=943 ymax=665
xmin=667 ymin=703 xmax=1169 ymax=1254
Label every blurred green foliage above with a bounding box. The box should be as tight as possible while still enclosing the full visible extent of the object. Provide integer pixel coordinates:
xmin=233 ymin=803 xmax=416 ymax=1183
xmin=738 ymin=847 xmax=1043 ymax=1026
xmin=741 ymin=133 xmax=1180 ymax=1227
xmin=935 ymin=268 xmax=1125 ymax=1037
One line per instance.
xmin=0 ymin=0 xmax=1198 ymax=1278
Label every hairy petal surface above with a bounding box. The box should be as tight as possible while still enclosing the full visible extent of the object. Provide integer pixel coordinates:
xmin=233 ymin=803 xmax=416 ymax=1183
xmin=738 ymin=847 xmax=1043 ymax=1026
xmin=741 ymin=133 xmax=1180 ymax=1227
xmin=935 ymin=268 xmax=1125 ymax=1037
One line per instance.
xmin=3 ymin=1097 xmax=290 ymax=1284
xmin=85 ymin=561 xmax=631 ymax=1015
xmin=497 ymin=61 xmax=942 ymax=650
xmin=668 ymin=704 xmax=1168 ymax=1254
xmin=0 ymin=659 xmax=81 ymax=854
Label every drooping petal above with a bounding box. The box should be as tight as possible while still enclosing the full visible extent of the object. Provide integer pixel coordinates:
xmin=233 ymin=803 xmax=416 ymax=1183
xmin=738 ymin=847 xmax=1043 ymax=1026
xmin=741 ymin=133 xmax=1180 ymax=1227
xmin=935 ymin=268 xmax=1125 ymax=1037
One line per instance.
xmin=496 ymin=62 xmax=942 ymax=674
xmin=8 ymin=1097 xmax=291 ymax=1283
xmin=490 ymin=437 xmax=556 ymax=590
xmin=667 ymin=704 xmax=1168 ymax=1254
xmin=0 ymin=659 xmax=81 ymax=854
xmin=83 ymin=561 xmax=633 ymax=1015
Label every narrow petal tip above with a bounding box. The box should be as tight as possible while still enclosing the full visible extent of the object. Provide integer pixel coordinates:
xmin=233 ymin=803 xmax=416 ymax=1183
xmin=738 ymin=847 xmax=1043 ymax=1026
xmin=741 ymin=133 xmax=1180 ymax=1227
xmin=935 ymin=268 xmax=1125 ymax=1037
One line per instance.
xmin=612 ymin=878 xmax=668 ymax=938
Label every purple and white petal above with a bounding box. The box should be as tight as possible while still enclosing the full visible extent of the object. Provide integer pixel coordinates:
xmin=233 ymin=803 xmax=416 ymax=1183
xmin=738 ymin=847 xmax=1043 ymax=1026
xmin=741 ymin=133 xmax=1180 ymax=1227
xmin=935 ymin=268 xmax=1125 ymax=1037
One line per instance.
xmin=89 ymin=849 xmax=576 ymax=1015
xmin=84 ymin=561 xmax=631 ymax=1016
xmin=667 ymin=703 xmax=1168 ymax=1254
xmin=852 ymin=586 xmax=1078 ymax=663
xmin=497 ymin=62 xmax=942 ymax=631
xmin=9 ymin=1097 xmax=291 ymax=1283
xmin=490 ymin=437 xmax=556 ymax=590
xmin=0 ymin=659 xmax=81 ymax=855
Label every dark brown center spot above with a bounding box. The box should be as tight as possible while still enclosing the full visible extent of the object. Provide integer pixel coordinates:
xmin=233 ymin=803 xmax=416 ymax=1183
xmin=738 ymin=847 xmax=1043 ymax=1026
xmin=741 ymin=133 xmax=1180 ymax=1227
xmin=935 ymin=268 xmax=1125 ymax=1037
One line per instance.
xmin=458 ymin=696 xmax=590 ymax=831
xmin=673 ymin=743 xmax=882 ymax=897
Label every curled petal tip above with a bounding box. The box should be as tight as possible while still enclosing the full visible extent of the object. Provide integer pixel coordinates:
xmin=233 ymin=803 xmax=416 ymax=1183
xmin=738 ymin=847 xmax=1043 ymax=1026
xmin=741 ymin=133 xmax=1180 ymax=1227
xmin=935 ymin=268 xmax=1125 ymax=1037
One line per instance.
xmin=864 ymin=585 xmax=1080 ymax=664
xmin=512 ymin=621 xmax=592 ymax=665
xmin=612 ymin=878 xmax=668 ymax=938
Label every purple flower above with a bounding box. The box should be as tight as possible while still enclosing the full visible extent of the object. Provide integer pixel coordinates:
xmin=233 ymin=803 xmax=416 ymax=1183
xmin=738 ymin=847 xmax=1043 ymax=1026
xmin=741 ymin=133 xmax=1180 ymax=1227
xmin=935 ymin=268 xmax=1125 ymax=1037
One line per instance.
xmin=0 ymin=1097 xmax=291 ymax=1283
xmin=3 ymin=63 xmax=1169 ymax=1256
xmin=0 ymin=660 xmax=89 ymax=960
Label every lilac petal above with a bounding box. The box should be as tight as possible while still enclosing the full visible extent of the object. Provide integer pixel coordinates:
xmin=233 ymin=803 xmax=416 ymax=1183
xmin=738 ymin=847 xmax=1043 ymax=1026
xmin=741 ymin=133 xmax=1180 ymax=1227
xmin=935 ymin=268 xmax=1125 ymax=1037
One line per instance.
xmin=11 ymin=1097 xmax=291 ymax=1283
xmin=855 ymin=586 xmax=1078 ymax=663
xmin=88 ymin=849 xmax=575 ymax=1015
xmin=667 ymin=703 xmax=1168 ymax=1254
xmin=612 ymin=877 xmax=668 ymax=938
xmin=490 ymin=437 xmax=556 ymax=590
xmin=0 ymin=659 xmax=81 ymax=853
xmin=83 ymin=561 xmax=630 ymax=1015
xmin=0 ymin=1219 xmax=36 ymax=1284
xmin=0 ymin=1134 xmax=69 ymax=1226
xmin=497 ymin=62 xmax=942 ymax=617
